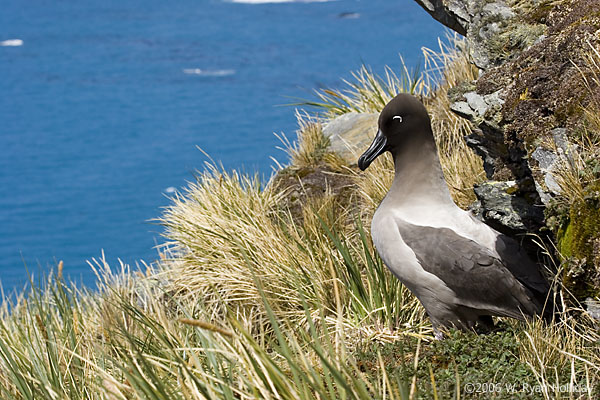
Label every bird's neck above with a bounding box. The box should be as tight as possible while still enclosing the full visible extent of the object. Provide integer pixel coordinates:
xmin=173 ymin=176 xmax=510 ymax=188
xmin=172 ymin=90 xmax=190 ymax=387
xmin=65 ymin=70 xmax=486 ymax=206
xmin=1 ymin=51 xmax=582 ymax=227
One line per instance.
xmin=387 ymin=136 xmax=455 ymax=208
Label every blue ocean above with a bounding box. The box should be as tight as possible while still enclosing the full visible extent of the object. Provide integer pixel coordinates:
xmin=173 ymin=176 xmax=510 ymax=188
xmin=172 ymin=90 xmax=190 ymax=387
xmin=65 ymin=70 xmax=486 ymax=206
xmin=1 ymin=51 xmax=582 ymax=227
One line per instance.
xmin=0 ymin=0 xmax=446 ymax=290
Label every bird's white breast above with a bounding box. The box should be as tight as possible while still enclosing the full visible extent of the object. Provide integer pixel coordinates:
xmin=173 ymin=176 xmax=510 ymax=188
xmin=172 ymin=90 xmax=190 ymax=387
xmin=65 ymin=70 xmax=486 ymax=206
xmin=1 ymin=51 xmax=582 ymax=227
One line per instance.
xmin=383 ymin=200 xmax=499 ymax=254
xmin=370 ymin=207 xmax=458 ymax=303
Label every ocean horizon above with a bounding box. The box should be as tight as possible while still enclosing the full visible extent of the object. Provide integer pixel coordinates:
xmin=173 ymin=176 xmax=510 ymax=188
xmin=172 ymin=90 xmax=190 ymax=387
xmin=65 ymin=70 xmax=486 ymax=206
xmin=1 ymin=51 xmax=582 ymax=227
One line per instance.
xmin=1 ymin=0 xmax=447 ymax=290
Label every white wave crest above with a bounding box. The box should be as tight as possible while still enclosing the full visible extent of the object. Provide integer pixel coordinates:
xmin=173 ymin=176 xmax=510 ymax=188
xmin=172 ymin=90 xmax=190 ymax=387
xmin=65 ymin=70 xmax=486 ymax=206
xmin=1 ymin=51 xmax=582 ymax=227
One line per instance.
xmin=183 ymin=68 xmax=235 ymax=77
xmin=338 ymin=12 xmax=360 ymax=19
xmin=1 ymin=39 xmax=23 ymax=47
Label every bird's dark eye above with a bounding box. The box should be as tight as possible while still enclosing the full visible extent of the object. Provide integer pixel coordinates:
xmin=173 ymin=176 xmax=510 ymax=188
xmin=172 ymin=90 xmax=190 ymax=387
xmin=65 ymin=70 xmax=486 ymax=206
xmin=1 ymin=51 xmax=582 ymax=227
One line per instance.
xmin=393 ymin=115 xmax=403 ymax=123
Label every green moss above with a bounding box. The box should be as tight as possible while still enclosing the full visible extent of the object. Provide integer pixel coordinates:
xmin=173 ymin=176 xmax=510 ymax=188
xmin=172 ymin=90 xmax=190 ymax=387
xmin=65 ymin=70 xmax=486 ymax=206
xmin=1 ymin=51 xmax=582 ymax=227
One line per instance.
xmin=355 ymin=326 xmax=539 ymax=399
xmin=556 ymin=183 xmax=600 ymax=298
xmin=505 ymin=184 xmax=519 ymax=195
xmin=558 ymin=188 xmax=600 ymax=260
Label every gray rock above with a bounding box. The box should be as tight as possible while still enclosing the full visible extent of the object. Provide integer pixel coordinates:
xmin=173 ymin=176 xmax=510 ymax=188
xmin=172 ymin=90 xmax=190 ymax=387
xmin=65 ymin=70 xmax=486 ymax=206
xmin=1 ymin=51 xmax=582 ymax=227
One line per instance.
xmin=585 ymin=298 xmax=600 ymax=321
xmin=483 ymin=90 xmax=505 ymax=112
xmin=322 ymin=112 xmax=379 ymax=163
xmin=552 ymin=128 xmax=579 ymax=164
xmin=530 ymin=128 xmax=578 ymax=202
xmin=413 ymin=0 xmax=520 ymax=70
xmin=464 ymin=92 xmax=489 ymax=116
xmin=449 ymin=101 xmax=474 ymax=119
xmin=471 ymin=44 xmax=491 ymax=70
xmin=534 ymin=181 xmax=553 ymax=205
xmin=531 ymin=147 xmax=555 ymax=171
xmin=481 ymin=2 xmax=515 ymax=19
xmin=478 ymin=22 xmax=502 ymax=41
xmin=532 ymin=146 xmax=562 ymax=196
xmin=450 ymin=89 xmax=505 ymax=121
xmin=465 ymin=132 xmax=498 ymax=178
xmin=552 ymin=128 xmax=569 ymax=154
xmin=467 ymin=199 xmax=484 ymax=221
xmin=474 ymin=180 xmax=545 ymax=234
xmin=413 ymin=0 xmax=469 ymax=35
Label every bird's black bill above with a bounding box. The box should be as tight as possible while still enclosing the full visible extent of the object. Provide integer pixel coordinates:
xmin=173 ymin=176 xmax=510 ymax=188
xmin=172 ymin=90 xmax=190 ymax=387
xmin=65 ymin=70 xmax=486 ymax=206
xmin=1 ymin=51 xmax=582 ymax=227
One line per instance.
xmin=358 ymin=129 xmax=388 ymax=171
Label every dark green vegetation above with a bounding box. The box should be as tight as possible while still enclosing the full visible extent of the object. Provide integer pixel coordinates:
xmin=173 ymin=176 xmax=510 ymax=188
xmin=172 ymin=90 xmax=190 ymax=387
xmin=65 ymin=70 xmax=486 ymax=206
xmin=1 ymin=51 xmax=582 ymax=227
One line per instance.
xmin=356 ymin=326 xmax=543 ymax=399
xmin=548 ymin=182 xmax=600 ymax=298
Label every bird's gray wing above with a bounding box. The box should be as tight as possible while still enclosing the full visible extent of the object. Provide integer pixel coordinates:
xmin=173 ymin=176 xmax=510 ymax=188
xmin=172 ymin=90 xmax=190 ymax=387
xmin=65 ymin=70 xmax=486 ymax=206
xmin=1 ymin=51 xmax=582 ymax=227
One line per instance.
xmin=495 ymin=234 xmax=550 ymax=296
xmin=397 ymin=222 xmax=541 ymax=319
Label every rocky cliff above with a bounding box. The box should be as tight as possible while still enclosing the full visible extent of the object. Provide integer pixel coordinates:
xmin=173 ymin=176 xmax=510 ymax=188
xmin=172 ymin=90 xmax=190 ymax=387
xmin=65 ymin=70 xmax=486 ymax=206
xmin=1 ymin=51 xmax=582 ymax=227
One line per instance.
xmin=416 ymin=0 xmax=600 ymax=298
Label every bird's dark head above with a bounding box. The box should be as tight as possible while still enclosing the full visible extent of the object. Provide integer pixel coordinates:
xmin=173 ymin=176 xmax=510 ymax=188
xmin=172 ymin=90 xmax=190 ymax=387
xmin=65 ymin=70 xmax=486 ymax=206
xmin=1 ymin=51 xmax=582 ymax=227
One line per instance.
xmin=358 ymin=93 xmax=432 ymax=171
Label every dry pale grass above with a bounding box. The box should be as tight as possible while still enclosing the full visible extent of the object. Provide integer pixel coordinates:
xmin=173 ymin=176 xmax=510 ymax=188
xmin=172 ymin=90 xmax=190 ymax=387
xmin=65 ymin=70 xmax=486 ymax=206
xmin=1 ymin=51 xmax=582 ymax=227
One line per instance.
xmin=513 ymin=241 xmax=600 ymax=398
xmin=275 ymin=111 xmax=346 ymax=172
xmin=579 ymin=39 xmax=600 ymax=136
xmin=0 ymin=256 xmax=167 ymax=399
xmin=307 ymin=62 xmax=426 ymax=118
xmin=551 ymin=143 xmax=592 ymax=205
xmin=550 ymin=40 xmax=600 ymax=205
xmin=278 ymin=111 xmax=328 ymax=168
xmin=518 ymin=317 xmax=600 ymax=399
xmin=1 ymin=256 xmax=404 ymax=399
xmin=158 ymin=166 xmax=334 ymax=329
xmin=517 ymin=296 xmax=600 ymax=399
xmin=157 ymin=162 xmax=425 ymax=337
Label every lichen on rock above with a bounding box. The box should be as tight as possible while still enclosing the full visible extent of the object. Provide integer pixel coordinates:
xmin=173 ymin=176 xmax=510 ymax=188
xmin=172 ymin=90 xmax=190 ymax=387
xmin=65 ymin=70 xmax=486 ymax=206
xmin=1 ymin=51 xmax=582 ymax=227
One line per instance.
xmin=474 ymin=180 xmax=545 ymax=234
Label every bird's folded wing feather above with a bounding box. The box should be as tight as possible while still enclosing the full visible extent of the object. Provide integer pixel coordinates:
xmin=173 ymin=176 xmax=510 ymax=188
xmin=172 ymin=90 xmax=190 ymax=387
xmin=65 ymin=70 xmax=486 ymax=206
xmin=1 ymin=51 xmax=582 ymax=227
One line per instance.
xmin=494 ymin=234 xmax=550 ymax=296
xmin=397 ymin=222 xmax=541 ymax=319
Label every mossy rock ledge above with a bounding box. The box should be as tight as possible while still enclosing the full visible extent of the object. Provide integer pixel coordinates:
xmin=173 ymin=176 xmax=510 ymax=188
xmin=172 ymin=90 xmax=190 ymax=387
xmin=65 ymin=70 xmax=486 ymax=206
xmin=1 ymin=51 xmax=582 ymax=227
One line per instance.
xmin=555 ymin=183 xmax=600 ymax=299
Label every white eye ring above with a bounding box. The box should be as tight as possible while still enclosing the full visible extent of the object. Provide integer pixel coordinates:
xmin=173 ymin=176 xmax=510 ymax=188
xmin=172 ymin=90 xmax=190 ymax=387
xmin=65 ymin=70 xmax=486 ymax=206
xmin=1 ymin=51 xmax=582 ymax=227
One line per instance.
xmin=393 ymin=115 xmax=403 ymax=122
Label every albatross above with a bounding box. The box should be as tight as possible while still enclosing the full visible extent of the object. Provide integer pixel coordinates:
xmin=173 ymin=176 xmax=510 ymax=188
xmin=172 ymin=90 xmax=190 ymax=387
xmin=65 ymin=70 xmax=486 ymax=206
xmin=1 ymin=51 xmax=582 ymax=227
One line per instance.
xmin=358 ymin=93 xmax=551 ymax=338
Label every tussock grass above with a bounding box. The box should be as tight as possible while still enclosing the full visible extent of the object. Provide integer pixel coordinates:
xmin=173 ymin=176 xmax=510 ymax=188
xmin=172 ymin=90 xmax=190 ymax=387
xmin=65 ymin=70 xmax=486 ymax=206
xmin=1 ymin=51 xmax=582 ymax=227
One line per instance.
xmin=0 ymin=36 xmax=598 ymax=399
xmin=157 ymin=163 xmax=423 ymax=336
xmin=0 ymin=239 xmax=427 ymax=398
xmin=276 ymin=111 xmax=346 ymax=171
xmin=518 ymin=317 xmax=600 ymax=399
xmin=305 ymin=62 xmax=425 ymax=118
xmin=552 ymin=40 xmax=600 ymax=206
xmin=158 ymin=165 xmax=328 ymax=328
xmin=279 ymin=112 xmax=328 ymax=168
